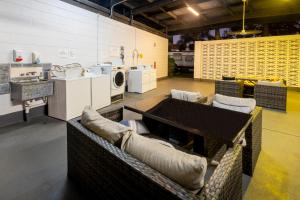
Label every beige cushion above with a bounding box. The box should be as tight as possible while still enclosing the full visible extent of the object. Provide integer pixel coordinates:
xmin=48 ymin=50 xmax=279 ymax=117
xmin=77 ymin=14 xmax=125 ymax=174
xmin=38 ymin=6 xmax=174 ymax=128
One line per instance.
xmin=81 ymin=106 xmax=131 ymax=144
xmin=257 ymin=80 xmax=283 ymax=87
xmin=171 ymin=89 xmax=203 ymax=102
xmin=121 ymin=132 xmax=207 ymax=191
xmin=214 ymin=94 xmax=256 ymax=110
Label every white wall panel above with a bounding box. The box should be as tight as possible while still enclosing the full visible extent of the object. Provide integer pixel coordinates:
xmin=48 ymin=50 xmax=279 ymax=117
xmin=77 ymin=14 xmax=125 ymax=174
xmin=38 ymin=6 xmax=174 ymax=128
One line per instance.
xmin=0 ymin=0 xmax=98 ymax=115
xmin=98 ymin=15 xmax=135 ymax=65
xmin=0 ymin=0 xmax=168 ymax=116
xmin=0 ymin=0 xmax=98 ymax=66
xmin=136 ymin=28 xmax=168 ymax=78
xmin=194 ymin=35 xmax=300 ymax=87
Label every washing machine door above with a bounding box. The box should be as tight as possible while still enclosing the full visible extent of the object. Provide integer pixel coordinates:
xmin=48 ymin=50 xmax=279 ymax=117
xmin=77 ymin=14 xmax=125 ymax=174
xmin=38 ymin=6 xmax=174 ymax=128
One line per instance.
xmin=113 ymin=71 xmax=124 ymax=88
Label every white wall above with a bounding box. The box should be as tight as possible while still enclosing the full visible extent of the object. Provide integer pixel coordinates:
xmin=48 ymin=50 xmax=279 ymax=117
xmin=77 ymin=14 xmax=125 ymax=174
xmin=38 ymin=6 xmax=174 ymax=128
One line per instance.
xmin=98 ymin=16 xmax=135 ymax=65
xmin=98 ymin=15 xmax=168 ymax=78
xmin=0 ymin=0 xmax=98 ymax=66
xmin=0 ymin=0 xmax=168 ymax=116
xmin=136 ymin=28 xmax=168 ymax=78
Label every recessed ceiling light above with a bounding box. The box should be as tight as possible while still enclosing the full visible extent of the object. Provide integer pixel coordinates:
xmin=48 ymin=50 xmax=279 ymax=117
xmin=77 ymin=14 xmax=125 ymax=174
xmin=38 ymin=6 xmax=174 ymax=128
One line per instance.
xmin=187 ymin=6 xmax=199 ymax=16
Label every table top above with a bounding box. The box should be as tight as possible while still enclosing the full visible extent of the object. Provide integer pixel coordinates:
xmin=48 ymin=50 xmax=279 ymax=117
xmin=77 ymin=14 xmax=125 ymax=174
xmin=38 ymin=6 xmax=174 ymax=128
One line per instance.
xmin=124 ymin=96 xmax=252 ymax=147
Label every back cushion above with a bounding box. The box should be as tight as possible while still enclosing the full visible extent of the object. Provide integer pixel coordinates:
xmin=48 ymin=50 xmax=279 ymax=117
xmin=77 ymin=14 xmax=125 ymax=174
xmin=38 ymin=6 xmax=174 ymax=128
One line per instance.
xmin=81 ymin=106 xmax=131 ymax=145
xmin=121 ymin=132 xmax=207 ymax=191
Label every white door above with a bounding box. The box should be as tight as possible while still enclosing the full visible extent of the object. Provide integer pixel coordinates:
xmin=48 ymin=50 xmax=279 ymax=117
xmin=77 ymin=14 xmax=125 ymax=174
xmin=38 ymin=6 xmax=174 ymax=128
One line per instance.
xmin=91 ymin=75 xmax=111 ymax=110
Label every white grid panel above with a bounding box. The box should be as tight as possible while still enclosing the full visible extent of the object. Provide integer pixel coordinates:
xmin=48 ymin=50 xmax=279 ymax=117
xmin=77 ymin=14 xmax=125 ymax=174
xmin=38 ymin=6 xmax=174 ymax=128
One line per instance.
xmin=198 ymin=35 xmax=300 ymax=87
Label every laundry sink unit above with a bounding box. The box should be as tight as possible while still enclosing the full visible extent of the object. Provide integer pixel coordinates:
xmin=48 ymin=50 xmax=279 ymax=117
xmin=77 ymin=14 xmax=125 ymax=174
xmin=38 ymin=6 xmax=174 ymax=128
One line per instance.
xmin=10 ymin=80 xmax=54 ymax=101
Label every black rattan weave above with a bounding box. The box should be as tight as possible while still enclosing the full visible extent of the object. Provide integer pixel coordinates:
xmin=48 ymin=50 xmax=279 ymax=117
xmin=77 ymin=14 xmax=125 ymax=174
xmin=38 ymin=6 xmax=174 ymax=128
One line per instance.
xmin=243 ymin=107 xmax=262 ymax=176
xmin=215 ymin=80 xmax=287 ymax=111
xmin=215 ymin=80 xmax=244 ymax=98
xmin=254 ymin=85 xmax=287 ymax=111
xmin=207 ymin=100 xmax=262 ymax=176
xmin=67 ymin=108 xmax=243 ymax=200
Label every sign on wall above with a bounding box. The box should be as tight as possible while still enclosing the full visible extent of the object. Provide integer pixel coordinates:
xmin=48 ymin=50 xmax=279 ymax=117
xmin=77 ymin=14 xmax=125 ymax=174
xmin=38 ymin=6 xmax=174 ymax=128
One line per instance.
xmin=197 ymin=35 xmax=300 ymax=87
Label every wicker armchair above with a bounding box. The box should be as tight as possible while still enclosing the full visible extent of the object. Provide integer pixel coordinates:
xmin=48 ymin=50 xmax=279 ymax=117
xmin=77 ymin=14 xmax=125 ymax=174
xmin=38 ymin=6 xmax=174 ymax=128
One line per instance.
xmin=208 ymin=97 xmax=262 ymax=176
xmin=215 ymin=80 xmax=244 ymax=98
xmin=254 ymin=84 xmax=287 ymax=111
xmin=67 ymin=108 xmax=243 ymax=200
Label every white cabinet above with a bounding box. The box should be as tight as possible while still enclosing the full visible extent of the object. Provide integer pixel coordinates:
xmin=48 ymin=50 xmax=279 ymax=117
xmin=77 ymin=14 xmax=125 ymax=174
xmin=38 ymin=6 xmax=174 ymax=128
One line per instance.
xmin=91 ymin=75 xmax=111 ymax=110
xmin=128 ymin=69 xmax=157 ymax=93
xmin=48 ymin=77 xmax=91 ymax=121
xmin=48 ymin=75 xmax=111 ymax=121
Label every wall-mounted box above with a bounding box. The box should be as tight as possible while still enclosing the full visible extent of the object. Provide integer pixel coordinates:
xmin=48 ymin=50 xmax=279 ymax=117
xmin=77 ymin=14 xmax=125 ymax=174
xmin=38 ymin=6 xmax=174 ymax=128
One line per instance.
xmin=0 ymin=64 xmax=10 ymax=94
xmin=0 ymin=83 xmax=10 ymax=94
xmin=13 ymin=50 xmax=24 ymax=62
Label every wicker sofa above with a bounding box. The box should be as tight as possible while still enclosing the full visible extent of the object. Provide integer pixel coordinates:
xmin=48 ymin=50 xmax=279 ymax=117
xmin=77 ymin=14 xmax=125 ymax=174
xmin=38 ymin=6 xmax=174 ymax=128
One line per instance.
xmin=67 ymin=107 xmax=244 ymax=200
xmin=215 ymin=80 xmax=287 ymax=111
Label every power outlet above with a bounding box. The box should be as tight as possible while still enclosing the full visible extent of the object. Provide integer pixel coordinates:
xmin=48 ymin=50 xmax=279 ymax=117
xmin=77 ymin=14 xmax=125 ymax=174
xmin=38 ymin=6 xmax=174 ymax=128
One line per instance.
xmin=69 ymin=49 xmax=76 ymax=59
xmin=58 ymin=48 xmax=68 ymax=58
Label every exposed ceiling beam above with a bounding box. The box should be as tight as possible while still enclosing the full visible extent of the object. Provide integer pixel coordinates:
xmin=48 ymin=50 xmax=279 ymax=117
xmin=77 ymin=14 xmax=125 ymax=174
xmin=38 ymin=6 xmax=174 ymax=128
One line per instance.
xmin=158 ymin=6 xmax=228 ymax=22
xmin=131 ymin=0 xmax=211 ymax=15
xmin=62 ymin=0 xmax=166 ymax=37
xmin=168 ymin=12 xmax=300 ymax=33
xmin=159 ymin=7 xmax=177 ymax=20
xmin=140 ymin=12 xmax=167 ymax=27
xmin=132 ymin=0 xmax=178 ymax=15
xmin=169 ymin=13 xmax=300 ymax=35
xmin=146 ymin=0 xmax=210 ymax=16
xmin=147 ymin=4 xmax=183 ymax=16
xmin=70 ymin=0 xmax=110 ymax=14
xmin=220 ymin=0 xmax=235 ymax=16
xmin=122 ymin=1 xmax=167 ymax=28
xmin=186 ymin=1 xmax=209 ymax=21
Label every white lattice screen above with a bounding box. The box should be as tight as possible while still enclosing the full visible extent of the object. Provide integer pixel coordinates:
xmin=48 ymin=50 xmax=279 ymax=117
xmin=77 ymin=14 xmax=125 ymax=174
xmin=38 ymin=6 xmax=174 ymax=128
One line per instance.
xmin=195 ymin=35 xmax=300 ymax=87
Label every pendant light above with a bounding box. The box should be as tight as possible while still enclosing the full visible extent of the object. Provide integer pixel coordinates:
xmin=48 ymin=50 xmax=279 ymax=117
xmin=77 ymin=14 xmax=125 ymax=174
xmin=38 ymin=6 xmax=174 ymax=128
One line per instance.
xmin=228 ymin=0 xmax=262 ymax=35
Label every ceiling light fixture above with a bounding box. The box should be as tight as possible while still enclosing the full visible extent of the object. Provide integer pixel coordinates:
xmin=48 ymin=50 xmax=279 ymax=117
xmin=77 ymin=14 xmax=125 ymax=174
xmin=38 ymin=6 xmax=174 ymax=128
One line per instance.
xmin=187 ymin=6 xmax=199 ymax=16
xmin=228 ymin=0 xmax=262 ymax=35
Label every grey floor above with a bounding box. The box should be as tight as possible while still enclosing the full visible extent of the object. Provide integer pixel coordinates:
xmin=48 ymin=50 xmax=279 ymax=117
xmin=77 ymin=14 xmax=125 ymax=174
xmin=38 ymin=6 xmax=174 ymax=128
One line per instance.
xmin=0 ymin=78 xmax=299 ymax=200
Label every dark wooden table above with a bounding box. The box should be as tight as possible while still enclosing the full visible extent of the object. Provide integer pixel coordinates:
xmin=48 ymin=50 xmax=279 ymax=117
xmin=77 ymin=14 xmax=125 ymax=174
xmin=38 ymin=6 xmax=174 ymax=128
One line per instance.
xmin=125 ymin=96 xmax=252 ymax=157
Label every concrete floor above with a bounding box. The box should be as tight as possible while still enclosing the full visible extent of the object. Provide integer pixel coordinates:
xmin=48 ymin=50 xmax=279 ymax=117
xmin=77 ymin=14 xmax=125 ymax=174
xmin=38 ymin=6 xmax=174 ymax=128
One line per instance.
xmin=0 ymin=78 xmax=299 ymax=200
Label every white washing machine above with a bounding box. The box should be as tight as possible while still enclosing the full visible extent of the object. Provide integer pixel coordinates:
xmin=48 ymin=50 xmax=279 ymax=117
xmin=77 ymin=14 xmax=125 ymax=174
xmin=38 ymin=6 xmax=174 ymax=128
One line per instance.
xmin=101 ymin=64 xmax=125 ymax=98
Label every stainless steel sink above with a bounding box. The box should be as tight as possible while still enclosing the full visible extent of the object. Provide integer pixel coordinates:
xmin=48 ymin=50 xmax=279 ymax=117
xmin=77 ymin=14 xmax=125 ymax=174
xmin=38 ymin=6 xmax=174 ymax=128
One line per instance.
xmin=10 ymin=79 xmax=54 ymax=101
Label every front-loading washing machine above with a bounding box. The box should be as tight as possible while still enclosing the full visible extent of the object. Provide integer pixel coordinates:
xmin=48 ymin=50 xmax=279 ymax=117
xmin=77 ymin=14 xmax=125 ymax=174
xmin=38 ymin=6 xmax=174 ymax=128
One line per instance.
xmin=101 ymin=64 xmax=125 ymax=101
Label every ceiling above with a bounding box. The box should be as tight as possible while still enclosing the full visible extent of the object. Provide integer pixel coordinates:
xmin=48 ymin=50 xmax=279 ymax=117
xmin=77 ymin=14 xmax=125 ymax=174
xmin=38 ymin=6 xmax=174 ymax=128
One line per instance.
xmin=76 ymin=0 xmax=300 ymax=34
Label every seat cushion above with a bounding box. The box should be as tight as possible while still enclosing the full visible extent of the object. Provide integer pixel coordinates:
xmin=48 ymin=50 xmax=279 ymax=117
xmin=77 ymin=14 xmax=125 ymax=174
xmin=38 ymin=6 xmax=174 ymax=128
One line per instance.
xmin=171 ymin=89 xmax=203 ymax=103
xmin=257 ymin=80 xmax=283 ymax=87
xmin=81 ymin=106 xmax=131 ymax=145
xmin=119 ymin=120 xmax=150 ymax=134
xmin=121 ymin=132 xmax=207 ymax=191
xmin=214 ymin=93 xmax=256 ymax=110
xmin=213 ymin=100 xmax=252 ymax=114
